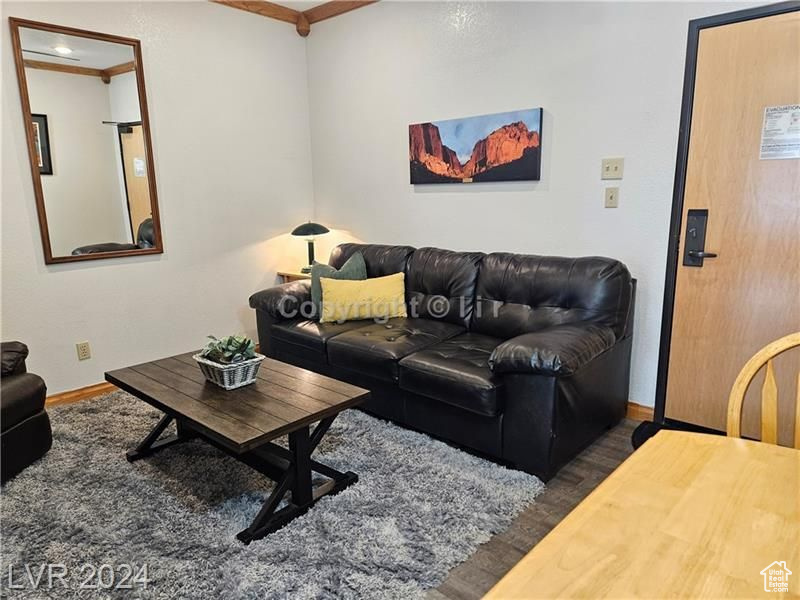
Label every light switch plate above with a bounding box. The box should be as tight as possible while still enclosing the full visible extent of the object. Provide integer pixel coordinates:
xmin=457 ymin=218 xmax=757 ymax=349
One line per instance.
xmin=605 ymin=187 xmax=620 ymax=208
xmin=601 ymin=158 xmax=624 ymax=180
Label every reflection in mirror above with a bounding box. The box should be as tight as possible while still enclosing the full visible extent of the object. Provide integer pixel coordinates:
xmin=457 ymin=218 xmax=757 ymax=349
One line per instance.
xmin=11 ymin=20 xmax=162 ymax=263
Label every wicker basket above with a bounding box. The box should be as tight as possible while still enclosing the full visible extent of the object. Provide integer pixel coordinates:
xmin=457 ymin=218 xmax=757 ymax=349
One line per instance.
xmin=193 ymin=353 xmax=266 ymax=390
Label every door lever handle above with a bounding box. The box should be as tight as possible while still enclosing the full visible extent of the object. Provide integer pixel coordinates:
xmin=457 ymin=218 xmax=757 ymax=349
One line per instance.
xmin=683 ymin=210 xmax=715 ymax=267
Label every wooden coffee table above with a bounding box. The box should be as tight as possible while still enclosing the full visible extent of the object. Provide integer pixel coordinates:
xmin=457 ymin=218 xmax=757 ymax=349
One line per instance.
xmin=105 ymin=352 xmax=369 ymax=543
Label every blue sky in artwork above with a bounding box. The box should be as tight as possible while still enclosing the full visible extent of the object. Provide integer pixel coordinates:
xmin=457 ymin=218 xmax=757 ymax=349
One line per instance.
xmin=434 ymin=109 xmax=541 ymax=163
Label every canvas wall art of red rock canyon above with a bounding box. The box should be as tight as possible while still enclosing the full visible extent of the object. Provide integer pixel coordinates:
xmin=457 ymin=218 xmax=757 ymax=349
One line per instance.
xmin=409 ymin=108 xmax=542 ymax=184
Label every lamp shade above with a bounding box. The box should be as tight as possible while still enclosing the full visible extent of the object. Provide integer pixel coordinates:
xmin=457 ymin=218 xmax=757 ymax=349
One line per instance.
xmin=291 ymin=222 xmax=329 ymax=237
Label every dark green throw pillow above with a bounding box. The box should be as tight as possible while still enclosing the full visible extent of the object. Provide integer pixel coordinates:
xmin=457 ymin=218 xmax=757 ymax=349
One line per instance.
xmin=311 ymin=252 xmax=367 ymax=318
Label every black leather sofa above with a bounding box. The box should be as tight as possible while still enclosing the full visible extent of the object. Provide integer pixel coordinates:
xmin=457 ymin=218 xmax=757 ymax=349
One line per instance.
xmin=71 ymin=217 xmax=155 ymax=255
xmin=1 ymin=342 xmax=52 ymax=483
xmin=250 ymin=244 xmax=634 ymax=481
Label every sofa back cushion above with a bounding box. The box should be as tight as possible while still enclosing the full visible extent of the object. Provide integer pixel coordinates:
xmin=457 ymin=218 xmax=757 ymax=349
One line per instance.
xmin=406 ymin=247 xmax=485 ymax=327
xmin=1 ymin=341 xmax=29 ymax=377
xmin=329 ymin=243 xmax=415 ymax=278
xmin=472 ymin=253 xmax=633 ymax=340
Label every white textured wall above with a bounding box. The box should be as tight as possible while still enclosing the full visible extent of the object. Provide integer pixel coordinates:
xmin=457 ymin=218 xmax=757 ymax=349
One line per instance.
xmin=108 ymin=71 xmax=141 ymax=123
xmin=26 ymin=68 xmax=129 ymax=255
xmin=2 ymin=2 xmax=315 ymax=393
xmin=305 ymin=1 xmax=751 ymax=407
xmin=3 ymin=1 xmax=756 ymax=403
xmin=109 ymin=69 xmax=143 ymax=240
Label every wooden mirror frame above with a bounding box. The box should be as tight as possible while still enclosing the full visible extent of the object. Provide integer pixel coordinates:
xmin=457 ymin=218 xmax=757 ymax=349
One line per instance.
xmin=9 ymin=18 xmax=163 ymax=264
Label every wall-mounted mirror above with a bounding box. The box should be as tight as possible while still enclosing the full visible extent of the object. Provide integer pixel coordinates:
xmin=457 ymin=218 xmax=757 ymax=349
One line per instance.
xmin=9 ymin=18 xmax=163 ymax=264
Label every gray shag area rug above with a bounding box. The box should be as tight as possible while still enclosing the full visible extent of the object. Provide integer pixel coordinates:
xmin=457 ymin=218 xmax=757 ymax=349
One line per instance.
xmin=1 ymin=391 xmax=543 ymax=599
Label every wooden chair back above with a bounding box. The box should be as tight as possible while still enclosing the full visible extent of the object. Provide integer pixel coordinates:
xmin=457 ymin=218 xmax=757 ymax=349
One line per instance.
xmin=727 ymin=332 xmax=800 ymax=448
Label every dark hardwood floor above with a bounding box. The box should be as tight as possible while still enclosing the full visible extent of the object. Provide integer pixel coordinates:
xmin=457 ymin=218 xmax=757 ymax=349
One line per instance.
xmin=431 ymin=418 xmax=639 ymax=600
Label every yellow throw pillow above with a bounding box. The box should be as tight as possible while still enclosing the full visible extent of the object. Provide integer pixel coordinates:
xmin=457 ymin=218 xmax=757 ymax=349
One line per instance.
xmin=320 ymin=272 xmax=407 ymax=323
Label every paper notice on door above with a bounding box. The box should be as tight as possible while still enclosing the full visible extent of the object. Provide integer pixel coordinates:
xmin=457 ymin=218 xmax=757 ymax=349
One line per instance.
xmin=133 ymin=157 xmax=146 ymax=177
xmin=759 ymin=104 xmax=800 ymax=160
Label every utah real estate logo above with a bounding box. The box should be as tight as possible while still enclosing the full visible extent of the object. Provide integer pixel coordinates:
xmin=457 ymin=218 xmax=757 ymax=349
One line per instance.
xmin=761 ymin=561 xmax=792 ymax=593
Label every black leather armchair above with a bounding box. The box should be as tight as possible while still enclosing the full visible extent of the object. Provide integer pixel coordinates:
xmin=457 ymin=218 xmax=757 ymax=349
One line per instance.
xmin=1 ymin=342 xmax=52 ymax=483
xmin=71 ymin=218 xmax=154 ymax=255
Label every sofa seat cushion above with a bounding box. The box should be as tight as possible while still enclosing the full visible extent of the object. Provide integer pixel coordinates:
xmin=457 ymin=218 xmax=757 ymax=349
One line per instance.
xmin=271 ymin=319 xmax=374 ymax=354
xmin=327 ymin=318 xmax=465 ymax=382
xmin=1 ymin=373 xmax=47 ymax=432
xmin=399 ymin=333 xmax=504 ymax=417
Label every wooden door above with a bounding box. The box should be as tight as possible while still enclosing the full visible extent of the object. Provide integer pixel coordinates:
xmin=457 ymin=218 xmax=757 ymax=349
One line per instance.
xmin=663 ymin=8 xmax=800 ymax=445
xmin=120 ymin=124 xmax=152 ymax=237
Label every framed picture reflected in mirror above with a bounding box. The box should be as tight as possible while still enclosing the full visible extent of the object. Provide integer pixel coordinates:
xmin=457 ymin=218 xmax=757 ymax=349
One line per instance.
xmin=31 ymin=113 xmax=52 ymax=175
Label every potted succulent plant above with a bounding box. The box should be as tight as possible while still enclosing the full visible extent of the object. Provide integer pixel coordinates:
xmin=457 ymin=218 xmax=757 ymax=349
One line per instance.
xmin=193 ymin=335 xmax=265 ymax=390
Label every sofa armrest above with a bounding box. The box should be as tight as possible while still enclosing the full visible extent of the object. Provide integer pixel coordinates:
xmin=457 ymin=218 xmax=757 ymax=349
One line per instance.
xmin=489 ymin=324 xmax=616 ymax=376
xmin=1 ymin=341 xmax=29 ymax=377
xmin=71 ymin=242 xmax=138 ymax=255
xmin=249 ymin=280 xmax=313 ymax=320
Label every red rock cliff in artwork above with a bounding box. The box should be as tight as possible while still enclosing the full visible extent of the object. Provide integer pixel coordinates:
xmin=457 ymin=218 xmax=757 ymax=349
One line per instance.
xmin=409 ymin=123 xmax=463 ymax=179
xmin=462 ymin=122 xmax=539 ymax=178
xmin=410 ymin=120 xmax=540 ymax=181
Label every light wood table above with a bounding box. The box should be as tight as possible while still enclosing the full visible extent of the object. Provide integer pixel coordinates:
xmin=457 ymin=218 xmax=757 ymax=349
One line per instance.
xmin=277 ymin=270 xmax=310 ymax=283
xmin=486 ymin=430 xmax=800 ymax=598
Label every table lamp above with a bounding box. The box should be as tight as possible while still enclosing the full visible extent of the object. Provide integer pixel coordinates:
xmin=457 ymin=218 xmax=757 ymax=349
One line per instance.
xmin=291 ymin=222 xmax=330 ymax=273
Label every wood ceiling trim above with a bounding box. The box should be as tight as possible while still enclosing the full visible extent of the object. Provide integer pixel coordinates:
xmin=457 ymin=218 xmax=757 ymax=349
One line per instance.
xmin=304 ymin=1 xmax=378 ymax=24
xmin=212 ymin=0 xmax=378 ymax=37
xmin=24 ymin=59 xmax=137 ymax=84
xmin=23 ymin=59 xmax=104 ymax=78
xmin=103 ymin=61 xmax=136 ymax=78
xmin=212 ymin=0 xmax=299 ymax=24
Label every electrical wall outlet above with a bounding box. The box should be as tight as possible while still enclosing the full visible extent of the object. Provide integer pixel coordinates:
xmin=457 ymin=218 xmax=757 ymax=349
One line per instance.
xmin=601 ymin=157 xmax=624 ymax=180
xmin=76 ymin=341 xmax=92 ymax=361
xmin=605 ymin=187 xmax=620 ymax=208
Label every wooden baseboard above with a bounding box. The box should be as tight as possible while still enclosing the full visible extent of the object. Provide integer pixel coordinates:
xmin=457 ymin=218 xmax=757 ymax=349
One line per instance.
xmin=47 ymin=380 xmax=655 ymax=424
xmin=626 ymin=401 xmax=654 ymax=422
xmin=46 ymin=381 xmax=117 ymax=407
